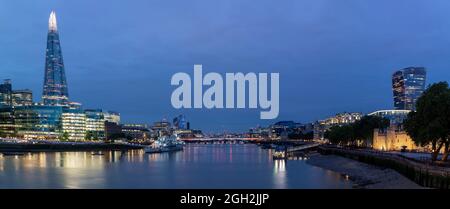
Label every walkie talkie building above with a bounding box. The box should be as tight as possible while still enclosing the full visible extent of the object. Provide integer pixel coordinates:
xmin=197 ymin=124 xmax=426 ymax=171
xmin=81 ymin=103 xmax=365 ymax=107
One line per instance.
xmin=392 ymin=67 xmax=426 ymax=111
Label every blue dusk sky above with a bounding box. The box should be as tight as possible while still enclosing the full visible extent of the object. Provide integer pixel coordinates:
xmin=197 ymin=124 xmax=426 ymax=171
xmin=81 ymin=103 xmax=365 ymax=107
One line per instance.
xmin=1 ymin=0 xmax=450 ymax=132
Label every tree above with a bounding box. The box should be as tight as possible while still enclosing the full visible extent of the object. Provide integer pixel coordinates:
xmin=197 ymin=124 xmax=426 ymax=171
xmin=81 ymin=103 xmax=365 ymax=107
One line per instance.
xmin=93 ymin=132 xmax=99 ymax=141
xmin=325 ymin=125 xmax=355 ymax=145
xmin=353 ymin=115 xmax=390 ymax=146
xmin=85 ymin=131 xmax=93 ymax=140
xmin=404 ymin=82 xmax=450 ymax=162
xmin=324 ymin=115 xmax=389 ymax=146
xmin=60 ymin=131 xmax=69 ymax=141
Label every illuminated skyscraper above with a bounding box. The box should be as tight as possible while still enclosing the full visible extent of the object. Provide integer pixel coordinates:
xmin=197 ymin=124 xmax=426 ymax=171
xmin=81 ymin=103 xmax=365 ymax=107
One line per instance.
xmin=392 ymin=67 xmax=426 ymax=110
xmin=173 ymin=114 xmax=187 ymax=130
xmin=42 ymin=11 xmax=69 ymax=106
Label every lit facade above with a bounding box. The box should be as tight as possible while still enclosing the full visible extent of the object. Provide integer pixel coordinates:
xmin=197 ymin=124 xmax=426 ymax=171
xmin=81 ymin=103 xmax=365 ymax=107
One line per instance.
xmin=0 ymin=79 xmax=12 ymax=106
xmin=151 ymin=120 xmax=171 ymax=137
xmin=313 ymin=112 xmax=362 ymax=140
xmin=0 ymin=80 xmax=33 ymax=107
xmin=14 ymin=105 xmax=63 ymax=140
xmin=0 ymin=107 xmax=15 ymax=137
xmin=322 ymin=112 xmax=362 ymax=125
xmin=372 ymin=127 xmax=435 ymax=152
xmin=12 ymin=89 xmax=33 ymax=106
xmin=392 ymin=67 xmax=426 ymax=110
xmin=104 ymin=111 xmax=120 ymax=124
xmin=84 ymin=109 xmax=106 ymax=140
xmin=173 ymin=114 xmax=187 ymax=130
xmin=62 ymin=106 xmax=86 ymax=141
xmin=42 ymin=11 xmax=69 ymax=106
xmin=121 ymin=124 xmax=150 ymax=140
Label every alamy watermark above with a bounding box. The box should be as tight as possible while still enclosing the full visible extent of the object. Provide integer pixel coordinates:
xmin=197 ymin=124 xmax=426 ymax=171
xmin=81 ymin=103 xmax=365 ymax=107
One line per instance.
xmin=171 ymin=65 xmax=279 ymax=119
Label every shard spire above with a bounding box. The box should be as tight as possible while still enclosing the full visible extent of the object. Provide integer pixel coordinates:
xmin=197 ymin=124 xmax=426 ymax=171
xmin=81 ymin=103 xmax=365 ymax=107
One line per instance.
xmin=43 ymin=10 xmax=69 ymax=106
xmin=49 ymin=11 xmax=58 ymax=31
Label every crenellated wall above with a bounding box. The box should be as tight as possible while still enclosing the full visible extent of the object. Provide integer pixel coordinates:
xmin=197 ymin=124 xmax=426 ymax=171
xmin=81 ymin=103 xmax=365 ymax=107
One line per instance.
xmin=373 ymin=128 xmax=426 ymax=152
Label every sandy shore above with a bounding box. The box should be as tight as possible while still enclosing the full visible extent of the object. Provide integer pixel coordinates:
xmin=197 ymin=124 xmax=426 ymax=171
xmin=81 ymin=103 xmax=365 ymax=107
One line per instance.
xmin=306 ymin=153 xmax=425 ymax=189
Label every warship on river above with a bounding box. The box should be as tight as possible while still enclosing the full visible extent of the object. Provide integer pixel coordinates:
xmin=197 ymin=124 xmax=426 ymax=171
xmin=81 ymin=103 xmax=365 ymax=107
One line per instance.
xmin=144 ymin=135 xmax=185 ymax=153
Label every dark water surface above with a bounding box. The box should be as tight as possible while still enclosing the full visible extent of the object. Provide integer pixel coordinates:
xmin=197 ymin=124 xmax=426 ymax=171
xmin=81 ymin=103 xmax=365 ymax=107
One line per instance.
xmin=0 ymin=144 xmax=351 ymax=188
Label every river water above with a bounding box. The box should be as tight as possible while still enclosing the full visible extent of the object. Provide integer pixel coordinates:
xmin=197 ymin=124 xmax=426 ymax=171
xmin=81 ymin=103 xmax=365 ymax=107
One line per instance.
xmin=0 ymin=144 xmax=351 ymax=188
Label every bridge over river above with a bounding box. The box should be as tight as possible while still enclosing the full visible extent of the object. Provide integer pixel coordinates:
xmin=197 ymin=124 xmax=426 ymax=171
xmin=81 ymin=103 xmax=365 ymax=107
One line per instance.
xmin=180 ymin=138 xmax=259 ymax=144
xmin=179 ymin=138 xmax=313 ymax=146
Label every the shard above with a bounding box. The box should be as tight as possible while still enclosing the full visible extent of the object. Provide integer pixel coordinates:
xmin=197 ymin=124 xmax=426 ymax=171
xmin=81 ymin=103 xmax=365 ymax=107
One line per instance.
xmin=42 ymin=11 xmax=69 ymax=106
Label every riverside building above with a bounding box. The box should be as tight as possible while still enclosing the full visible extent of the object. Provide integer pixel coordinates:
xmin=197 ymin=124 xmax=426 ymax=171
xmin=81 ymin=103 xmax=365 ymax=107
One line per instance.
xmin=313 ymin=112 xmax=362 ymax=140
xmin=84 ymin=109 xmax=106 ymax=140
xmin=14 ymin=104 xmax=63 ymax=140
xmin=0 ymin=11 xmax=125 ymax=141
xmin=0 ymin=79 xmax=33 ymax=107
xmin=11 ymin=89 xmax=33 ymax=106
xmin=62 ymin=103 xmax=86 ymax=141
xmin=0 ymin=106 xmax=15 ymax=137
xmin=104 ymin=111 xmax=120 ymax=124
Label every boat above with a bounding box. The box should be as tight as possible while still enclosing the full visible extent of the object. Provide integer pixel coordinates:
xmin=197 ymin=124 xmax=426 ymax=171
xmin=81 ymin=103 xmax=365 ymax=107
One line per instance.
xmin=144 ymin=135 xmax=185 ymax=153
xmin=272 ymin=146 xmax=287 ymax=159
xmin=91 ymin=151 xmax=105 ymax=156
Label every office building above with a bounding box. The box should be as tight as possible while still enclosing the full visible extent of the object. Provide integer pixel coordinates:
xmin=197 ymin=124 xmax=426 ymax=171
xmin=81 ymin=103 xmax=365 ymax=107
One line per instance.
xmin=0 ymin=79 xmax=12 ymax=106
xmin=104 ymin=111 xmax=120 ymax=124
xmin=173 ymin=114 xmax=187 ymax=130
xmin=12 ymin=89 xmax=33 ymax=106
xmin=121 ymin=124 xmax=150 ymax=140
xmin=84 ymin=109 xmax=106 ymax=140
xmin=62 ymin=105 xmax=86 ymax=141
xmin=14 ymin=105 xmax=63 ymax=140
xmin=392 ymin=67 xmax=426 ymax=110
xmin=0 ymin=106 xmax=15 ymax=137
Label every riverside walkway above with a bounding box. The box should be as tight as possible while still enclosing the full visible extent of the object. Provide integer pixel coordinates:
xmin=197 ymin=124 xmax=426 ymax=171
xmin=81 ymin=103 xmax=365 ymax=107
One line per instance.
xmin=319 ymin=145 xmax=450 ymax=188
xmin=287 ymin=143 xmax=320 ymax=153
xmin=0 ymin=139 xmax=144 ymax=152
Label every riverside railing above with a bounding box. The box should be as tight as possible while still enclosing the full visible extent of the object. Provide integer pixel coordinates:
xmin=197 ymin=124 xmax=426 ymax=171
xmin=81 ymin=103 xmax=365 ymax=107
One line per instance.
xmin=318 ymin=146 xmax=450 ymax=189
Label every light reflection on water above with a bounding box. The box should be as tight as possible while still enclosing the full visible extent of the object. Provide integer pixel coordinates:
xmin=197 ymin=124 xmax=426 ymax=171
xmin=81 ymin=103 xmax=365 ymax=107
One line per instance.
xmin=0 ymin=144 xmax=351 ymax=189
xmin=273 ymin=159 xmax=287 ymax=188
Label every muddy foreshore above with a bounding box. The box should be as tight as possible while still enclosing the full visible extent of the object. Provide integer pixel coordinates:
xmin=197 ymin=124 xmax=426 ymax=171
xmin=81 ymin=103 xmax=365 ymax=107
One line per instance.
xmin=306 ymin=152 xmax=425 ymax=189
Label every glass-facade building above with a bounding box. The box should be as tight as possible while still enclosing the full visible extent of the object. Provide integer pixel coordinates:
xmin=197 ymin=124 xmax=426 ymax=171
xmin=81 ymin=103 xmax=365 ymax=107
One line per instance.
xmin=0 ymin=80 xmax=33 ymax=107
xmin=392 ymin=67 xmax=426 ymax=110
xmin=173 ymin=114 xmax=187 ymax=130
xmin=14 ymin=105 xmax=63 ymax=140
xmin=0 ymin=106 xmax=15 ymax=137
xmin=85 ymin=109 xmax=106 ymax=140
xmin=42 ymin=11 xmax=69 ymax=106
xmin=0 ymin=79 xmax=12 ymax=106
xmin=1 ymin=105 xmax=118 ymax=141
xmin=0 ymin=12 xmax=123 ymax=141
xmin=62 ymin=106 xmax=86 ymax=141
xmin=12 ymin=89 xmax=33 ymax=106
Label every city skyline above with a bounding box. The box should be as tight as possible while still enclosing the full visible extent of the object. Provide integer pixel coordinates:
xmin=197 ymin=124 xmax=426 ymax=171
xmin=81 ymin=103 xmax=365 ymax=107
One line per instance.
xmin=1 ymin=1 xmax=450 ymax=132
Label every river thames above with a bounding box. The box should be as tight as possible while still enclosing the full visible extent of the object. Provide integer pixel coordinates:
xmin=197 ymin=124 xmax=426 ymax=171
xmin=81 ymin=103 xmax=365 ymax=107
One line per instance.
xmin=0 ymin=144 xmax=351 ymax=189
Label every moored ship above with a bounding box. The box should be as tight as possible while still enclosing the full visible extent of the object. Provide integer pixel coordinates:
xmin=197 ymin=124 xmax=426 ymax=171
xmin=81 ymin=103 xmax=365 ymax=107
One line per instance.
xmin=144 ymin=135 xmax=185 ymax=153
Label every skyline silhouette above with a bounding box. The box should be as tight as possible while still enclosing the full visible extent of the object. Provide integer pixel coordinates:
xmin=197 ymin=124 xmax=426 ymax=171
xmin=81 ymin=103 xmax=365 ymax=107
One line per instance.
xmin=1 ymin=0 xmax=450 ymax=132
